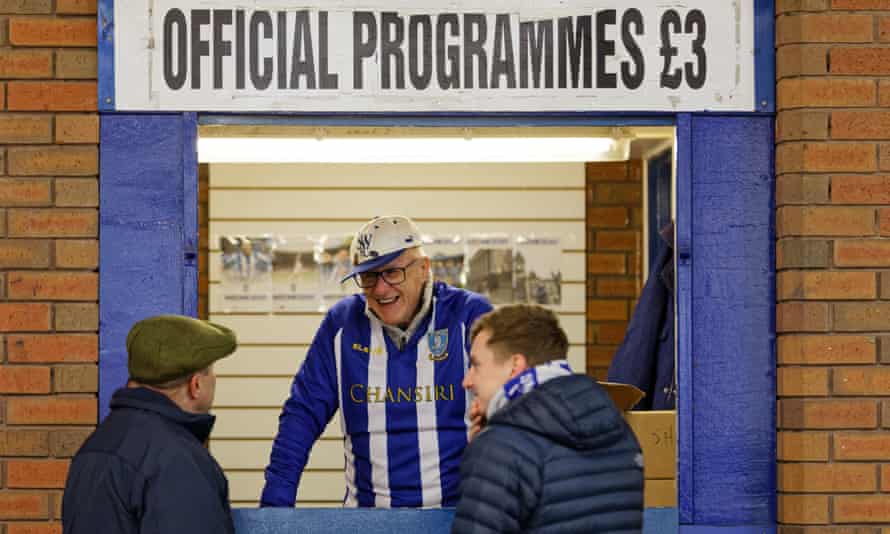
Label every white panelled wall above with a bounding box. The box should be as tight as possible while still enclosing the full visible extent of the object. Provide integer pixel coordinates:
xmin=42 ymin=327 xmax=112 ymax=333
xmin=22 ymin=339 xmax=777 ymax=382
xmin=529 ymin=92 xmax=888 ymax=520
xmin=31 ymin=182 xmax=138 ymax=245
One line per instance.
xmin=207 ymin=162 xmax=586 ymax=506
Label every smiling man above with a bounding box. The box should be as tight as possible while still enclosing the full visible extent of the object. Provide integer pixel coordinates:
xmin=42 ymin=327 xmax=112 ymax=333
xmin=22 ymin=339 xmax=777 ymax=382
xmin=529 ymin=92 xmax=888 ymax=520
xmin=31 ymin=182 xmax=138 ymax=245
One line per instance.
xmin=262 ymin=215 xmax=492 ymax=508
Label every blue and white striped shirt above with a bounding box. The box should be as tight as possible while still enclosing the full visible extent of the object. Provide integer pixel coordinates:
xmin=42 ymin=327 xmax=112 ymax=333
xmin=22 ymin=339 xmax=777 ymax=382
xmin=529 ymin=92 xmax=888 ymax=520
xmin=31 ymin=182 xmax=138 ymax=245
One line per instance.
xmin=261 ymin=281 xmax=492 ymax=508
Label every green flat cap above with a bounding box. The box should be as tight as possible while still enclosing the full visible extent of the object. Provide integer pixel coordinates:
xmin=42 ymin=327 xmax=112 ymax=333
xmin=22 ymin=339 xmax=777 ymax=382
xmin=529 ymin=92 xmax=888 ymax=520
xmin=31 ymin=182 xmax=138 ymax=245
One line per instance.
xmin=126 ymin=315 xmax=237 ymax=385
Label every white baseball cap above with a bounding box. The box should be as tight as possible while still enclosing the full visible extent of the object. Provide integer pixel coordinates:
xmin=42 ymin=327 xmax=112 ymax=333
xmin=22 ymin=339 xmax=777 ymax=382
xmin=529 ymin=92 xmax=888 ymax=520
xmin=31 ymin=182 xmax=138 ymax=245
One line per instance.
xmin=341 ymin=215 xmax=422 ymax=283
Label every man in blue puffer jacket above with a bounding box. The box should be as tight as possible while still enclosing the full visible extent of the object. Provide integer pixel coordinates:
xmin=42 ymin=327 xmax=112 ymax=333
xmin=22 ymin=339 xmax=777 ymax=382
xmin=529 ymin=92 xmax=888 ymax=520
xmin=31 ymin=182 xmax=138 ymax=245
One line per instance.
xmin=453 ymin=304 xmax=644 ymax=534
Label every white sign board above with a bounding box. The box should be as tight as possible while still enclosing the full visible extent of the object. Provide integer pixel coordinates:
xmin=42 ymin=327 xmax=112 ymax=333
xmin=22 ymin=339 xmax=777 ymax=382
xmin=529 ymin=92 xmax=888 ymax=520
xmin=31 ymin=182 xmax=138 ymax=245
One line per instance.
xmin=113 ymin=0 xmax=756 ymax=112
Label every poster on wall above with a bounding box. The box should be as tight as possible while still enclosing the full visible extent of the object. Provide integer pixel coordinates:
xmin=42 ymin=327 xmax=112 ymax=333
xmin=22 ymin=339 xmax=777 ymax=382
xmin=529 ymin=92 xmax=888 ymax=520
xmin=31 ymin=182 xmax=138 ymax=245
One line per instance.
xmin=212 ymin=231 xmax=567 ymax=311
xmin=465 ymin=234 xmax=513 ymax=305
xmin=218 ymin=235 xmax=274 ymax=311
xmin=514 ymin=235 xmax=562 ymax=306
xmin=319 ymin=235 xmax=359 ymax=308
xmin=270 ymin=235 xmax=321 ymax=311
xmin=425 ymin=235 xmax=465 ymax=288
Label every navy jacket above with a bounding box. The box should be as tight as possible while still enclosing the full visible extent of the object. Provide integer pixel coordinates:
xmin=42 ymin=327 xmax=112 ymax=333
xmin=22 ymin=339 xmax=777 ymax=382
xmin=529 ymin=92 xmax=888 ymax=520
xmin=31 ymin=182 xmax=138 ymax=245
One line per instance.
xmin=452 ymin=375 xmax=644 ymax=534
xmin=608 ymin=224 xmax=676 ymax=410
xmin=62 ymin=387 xmax=235 ymax=534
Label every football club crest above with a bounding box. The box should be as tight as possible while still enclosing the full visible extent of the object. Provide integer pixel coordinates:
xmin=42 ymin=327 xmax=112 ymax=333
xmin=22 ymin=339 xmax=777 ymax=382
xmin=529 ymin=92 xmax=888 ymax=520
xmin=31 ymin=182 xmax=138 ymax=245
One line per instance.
xmin=427 ymin=328 xmax=449 ymax=361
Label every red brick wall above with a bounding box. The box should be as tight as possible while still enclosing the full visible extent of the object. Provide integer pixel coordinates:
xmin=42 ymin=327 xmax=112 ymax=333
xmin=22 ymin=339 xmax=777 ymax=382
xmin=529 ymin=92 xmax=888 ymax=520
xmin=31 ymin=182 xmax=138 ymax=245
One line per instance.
xmin=585 ymin=160 xmax=643 ymax=379
xmin=0 ymin=0 xmax=98 ymax=531
xmin=777 ymin=0 xmax=890 ymax=529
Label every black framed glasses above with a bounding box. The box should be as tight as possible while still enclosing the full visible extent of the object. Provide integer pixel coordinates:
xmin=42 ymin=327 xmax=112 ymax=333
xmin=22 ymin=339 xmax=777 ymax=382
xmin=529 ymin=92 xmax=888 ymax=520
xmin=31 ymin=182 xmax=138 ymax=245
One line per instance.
xmin=354 ymin=259 xmax=419 ymax=289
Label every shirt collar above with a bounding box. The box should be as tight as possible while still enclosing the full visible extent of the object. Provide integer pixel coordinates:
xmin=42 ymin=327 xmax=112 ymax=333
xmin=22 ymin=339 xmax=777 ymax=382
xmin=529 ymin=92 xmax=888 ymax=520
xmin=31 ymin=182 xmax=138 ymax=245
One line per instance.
xmin=365 ymin=278 xmax=434 ymax=349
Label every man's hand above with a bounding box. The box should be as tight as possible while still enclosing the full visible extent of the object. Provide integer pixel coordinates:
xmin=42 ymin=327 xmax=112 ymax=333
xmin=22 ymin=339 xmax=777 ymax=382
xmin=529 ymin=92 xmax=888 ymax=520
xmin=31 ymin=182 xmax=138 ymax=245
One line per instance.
xmin=468 ymin=398 xmax=486 ymax=441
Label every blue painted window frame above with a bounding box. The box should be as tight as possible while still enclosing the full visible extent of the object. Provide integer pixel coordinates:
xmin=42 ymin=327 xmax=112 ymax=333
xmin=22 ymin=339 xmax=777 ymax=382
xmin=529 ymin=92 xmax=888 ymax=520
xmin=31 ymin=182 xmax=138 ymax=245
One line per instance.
xmin=99 ymin=111 xmax=776 ymax=533
xmin=97 ymin=1 xmax=775 ymax=532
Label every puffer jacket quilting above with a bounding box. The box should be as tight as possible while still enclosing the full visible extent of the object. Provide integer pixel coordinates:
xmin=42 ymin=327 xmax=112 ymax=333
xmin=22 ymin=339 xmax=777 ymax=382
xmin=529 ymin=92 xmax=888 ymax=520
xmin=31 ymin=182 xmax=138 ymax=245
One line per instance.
xmin=452 ymin=375 xmax=644 ymax=534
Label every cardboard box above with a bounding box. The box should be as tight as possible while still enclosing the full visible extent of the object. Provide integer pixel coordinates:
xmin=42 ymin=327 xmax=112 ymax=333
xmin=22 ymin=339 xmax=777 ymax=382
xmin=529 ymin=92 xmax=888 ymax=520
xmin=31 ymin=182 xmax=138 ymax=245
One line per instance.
xmin=643 ymin=479 xmax=677 ymax=507
xmin=624 ymin=411 xmax=676 ymax=480
xmin=598 ymin=381 xmax=677 ymax=507
xmin=598 ymin=381 xmax=646 ymax=412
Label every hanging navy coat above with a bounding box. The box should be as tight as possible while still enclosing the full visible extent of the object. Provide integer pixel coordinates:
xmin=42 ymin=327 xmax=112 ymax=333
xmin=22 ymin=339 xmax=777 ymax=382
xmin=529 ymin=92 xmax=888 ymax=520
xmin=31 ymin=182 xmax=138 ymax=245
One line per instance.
xmin=451 ymin=375 xmax=644 ymax=534
xmin=62 ymin=387 xmax=235 ymax=534
xmin=608 ymin=224 xmax=676 ymax=410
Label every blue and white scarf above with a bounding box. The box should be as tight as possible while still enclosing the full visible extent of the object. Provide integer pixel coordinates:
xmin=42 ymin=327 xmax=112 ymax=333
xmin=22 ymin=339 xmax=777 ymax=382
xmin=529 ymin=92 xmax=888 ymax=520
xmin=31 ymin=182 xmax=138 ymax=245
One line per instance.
xmin=486 ymin=360 xmax=573 ymax=420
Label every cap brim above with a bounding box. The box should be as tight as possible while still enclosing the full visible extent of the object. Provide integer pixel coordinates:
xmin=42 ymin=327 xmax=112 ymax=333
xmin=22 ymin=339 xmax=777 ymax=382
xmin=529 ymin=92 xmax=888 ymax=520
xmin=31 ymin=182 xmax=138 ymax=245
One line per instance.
xmin=339 ymin=249 xmax=404 ymax=283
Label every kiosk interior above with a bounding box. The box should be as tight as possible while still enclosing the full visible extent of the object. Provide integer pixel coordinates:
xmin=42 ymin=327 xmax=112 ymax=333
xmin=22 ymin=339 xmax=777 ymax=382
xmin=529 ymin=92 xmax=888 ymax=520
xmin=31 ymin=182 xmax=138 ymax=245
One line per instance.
xmin=197 ymin=125 xmax=675 ymax=508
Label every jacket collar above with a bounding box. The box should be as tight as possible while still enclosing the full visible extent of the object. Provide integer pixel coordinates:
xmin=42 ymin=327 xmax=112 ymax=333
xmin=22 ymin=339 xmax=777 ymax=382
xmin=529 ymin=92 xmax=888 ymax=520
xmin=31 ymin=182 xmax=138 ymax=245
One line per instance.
xmin=488 ymin=375 xmax=626 ymax=451
xmin=110 ymin=387 xmax=216 ymax=444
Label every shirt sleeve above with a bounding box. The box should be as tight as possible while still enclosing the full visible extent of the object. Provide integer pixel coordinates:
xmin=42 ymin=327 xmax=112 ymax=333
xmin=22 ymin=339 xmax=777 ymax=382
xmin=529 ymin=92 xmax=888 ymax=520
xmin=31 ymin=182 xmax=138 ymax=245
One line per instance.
xmin=260 ymin=312 xmax=341 ymax=507
xmin=464 ymin=294 xmax=494 ymax=354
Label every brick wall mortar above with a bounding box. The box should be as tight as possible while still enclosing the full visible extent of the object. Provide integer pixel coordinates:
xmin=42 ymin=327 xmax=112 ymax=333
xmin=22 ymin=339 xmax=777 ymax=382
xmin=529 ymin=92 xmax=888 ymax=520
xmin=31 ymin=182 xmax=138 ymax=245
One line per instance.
xmin=777 ymin=3 xmax=890 ymax=529
xmin=585 ymin=161 xmax=643 ymax=379
xmin=0 ymin=4 xmax=97 ymax=529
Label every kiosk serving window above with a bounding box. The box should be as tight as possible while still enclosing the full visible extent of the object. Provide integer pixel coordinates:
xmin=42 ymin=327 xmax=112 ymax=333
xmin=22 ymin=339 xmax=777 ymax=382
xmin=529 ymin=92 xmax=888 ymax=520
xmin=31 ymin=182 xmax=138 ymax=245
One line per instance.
xmin=196 ymin=126 xmax=673 ymax=505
